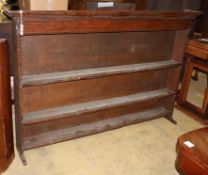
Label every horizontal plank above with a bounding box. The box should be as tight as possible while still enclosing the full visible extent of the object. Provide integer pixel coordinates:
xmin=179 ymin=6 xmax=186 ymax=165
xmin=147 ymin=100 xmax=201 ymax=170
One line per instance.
xmin=6 ymin=9 xmax=201 ymax=18
xmin=23 ymin=107 xmax=170 ymax=150
xmin=19 ymin=18 xmax=191 ymax=35
xmin=186 ymin=45 xmax=208 ymax=61
xmin=6 ymin=9 xmax=202 ymax=35
xmin=23 ymin=88 xmax=175 ymax=125
xmin=22 ymin=60 xmax=180 ymax=86
xmin=5 ymin=9 xmax=201 ymax=34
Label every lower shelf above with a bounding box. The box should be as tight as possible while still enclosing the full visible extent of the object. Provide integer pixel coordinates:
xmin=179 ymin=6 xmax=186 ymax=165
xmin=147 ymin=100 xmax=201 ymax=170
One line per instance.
xmin=23 ymin=88 xmax=174 ymax=125
xmin=23 ymin=107 xmax=170 ymax=150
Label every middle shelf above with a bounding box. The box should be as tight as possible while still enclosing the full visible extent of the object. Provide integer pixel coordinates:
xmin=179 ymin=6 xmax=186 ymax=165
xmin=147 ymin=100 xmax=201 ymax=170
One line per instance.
xmin=22 ymin=60 xmax=180 ymax=86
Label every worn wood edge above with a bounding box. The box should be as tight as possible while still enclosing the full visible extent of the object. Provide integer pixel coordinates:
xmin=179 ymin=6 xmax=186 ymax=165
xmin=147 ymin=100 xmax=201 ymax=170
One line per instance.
xmin=22 ymin=88 xmax=175 ymax=125
xmin=186 ymin=44 xmax=208 ymax=58
xmin=22 ymin=107 xmax=170 ymax=150
xmin=3 ymin=7 xmax=202 ymax=35
xmin=187 ymin=40 xmax=208 ymax=51
xmin=3 ymin=6 xmax=202 ymax=19
xmin=22 ymin=60 xmax=181 ymax=87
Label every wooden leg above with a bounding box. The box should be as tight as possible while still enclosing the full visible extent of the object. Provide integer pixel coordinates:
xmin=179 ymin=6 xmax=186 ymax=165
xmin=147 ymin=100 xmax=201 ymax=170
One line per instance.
xmin=165 ymin=114 xmax=177 ymax=124
xmin=178 ymin=56 xmax=194 ymax=105
xmin=202 ymin=75 xmax=208 ymax=119
xmin=17 ymin=149 xmax=27 ymax=166
xmin=192 ymin=69 xmax=199 ymax=81
xmin=19 ymin=153 xmax=27 ymax=166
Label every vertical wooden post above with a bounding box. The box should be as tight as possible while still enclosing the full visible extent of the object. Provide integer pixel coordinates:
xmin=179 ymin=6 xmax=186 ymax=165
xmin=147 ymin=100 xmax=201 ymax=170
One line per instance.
xmin=164 ymin=29 xmax=190 ymax=123
xmin=0 ymin=39 xmax=14 ymax=174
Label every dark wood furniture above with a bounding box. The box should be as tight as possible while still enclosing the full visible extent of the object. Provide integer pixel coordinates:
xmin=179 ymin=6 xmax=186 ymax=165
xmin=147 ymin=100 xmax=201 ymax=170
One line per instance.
xmin=70 ymin=0 xmax=136 ymax=10
xmin=0 ymin=22 xmax=14 ymax=75
xmin=195 ymin=0 xmax=208 ymax=38
xmin=70 ymin=0 xmax=202 ymax=11
xmin=69 ymin=0 xmax=145 ymax=10
xmin=132 ymin=0 xmax=147 ymax=9
xmin=178 ymin=39 xmax=208 ymax=121
xmin=176 ymin=127 xmax=208 ymax=175
xmin=146 ymin=0 xmax=201 ymax=10
xmin=0 ymin=39 xmax=14 ymax=174
xmin=6 ymin=9 xmax=200 ymax=164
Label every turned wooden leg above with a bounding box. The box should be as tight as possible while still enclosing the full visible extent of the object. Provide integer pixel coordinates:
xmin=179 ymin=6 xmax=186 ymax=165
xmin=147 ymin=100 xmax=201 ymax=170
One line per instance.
xmin=202 ymin=74 xmax=208 ymax=119
xmin=192 ymin=69 xmax=199 ymax=81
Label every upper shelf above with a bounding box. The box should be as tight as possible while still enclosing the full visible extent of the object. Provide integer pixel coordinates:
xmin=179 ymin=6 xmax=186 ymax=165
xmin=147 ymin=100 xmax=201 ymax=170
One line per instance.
xmin=22 ymin=60 xmax=180 ymax=87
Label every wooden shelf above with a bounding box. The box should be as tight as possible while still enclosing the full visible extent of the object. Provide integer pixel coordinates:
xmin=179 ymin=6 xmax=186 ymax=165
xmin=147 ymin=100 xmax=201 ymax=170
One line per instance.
xmin=9 ymin=10 xmax=198 ymax=163
xmin=22 ymin=60 xmax=180 ymax=86
xmin=23 ymin=107 xmax=170 ymax=150
xmin=23 ymin=88 xmax=175 ymax=125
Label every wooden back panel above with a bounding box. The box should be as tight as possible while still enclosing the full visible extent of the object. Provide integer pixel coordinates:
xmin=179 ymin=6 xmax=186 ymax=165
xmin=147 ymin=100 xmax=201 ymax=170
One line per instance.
xmin=21 ymin=31 xmax=175 ymax=75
